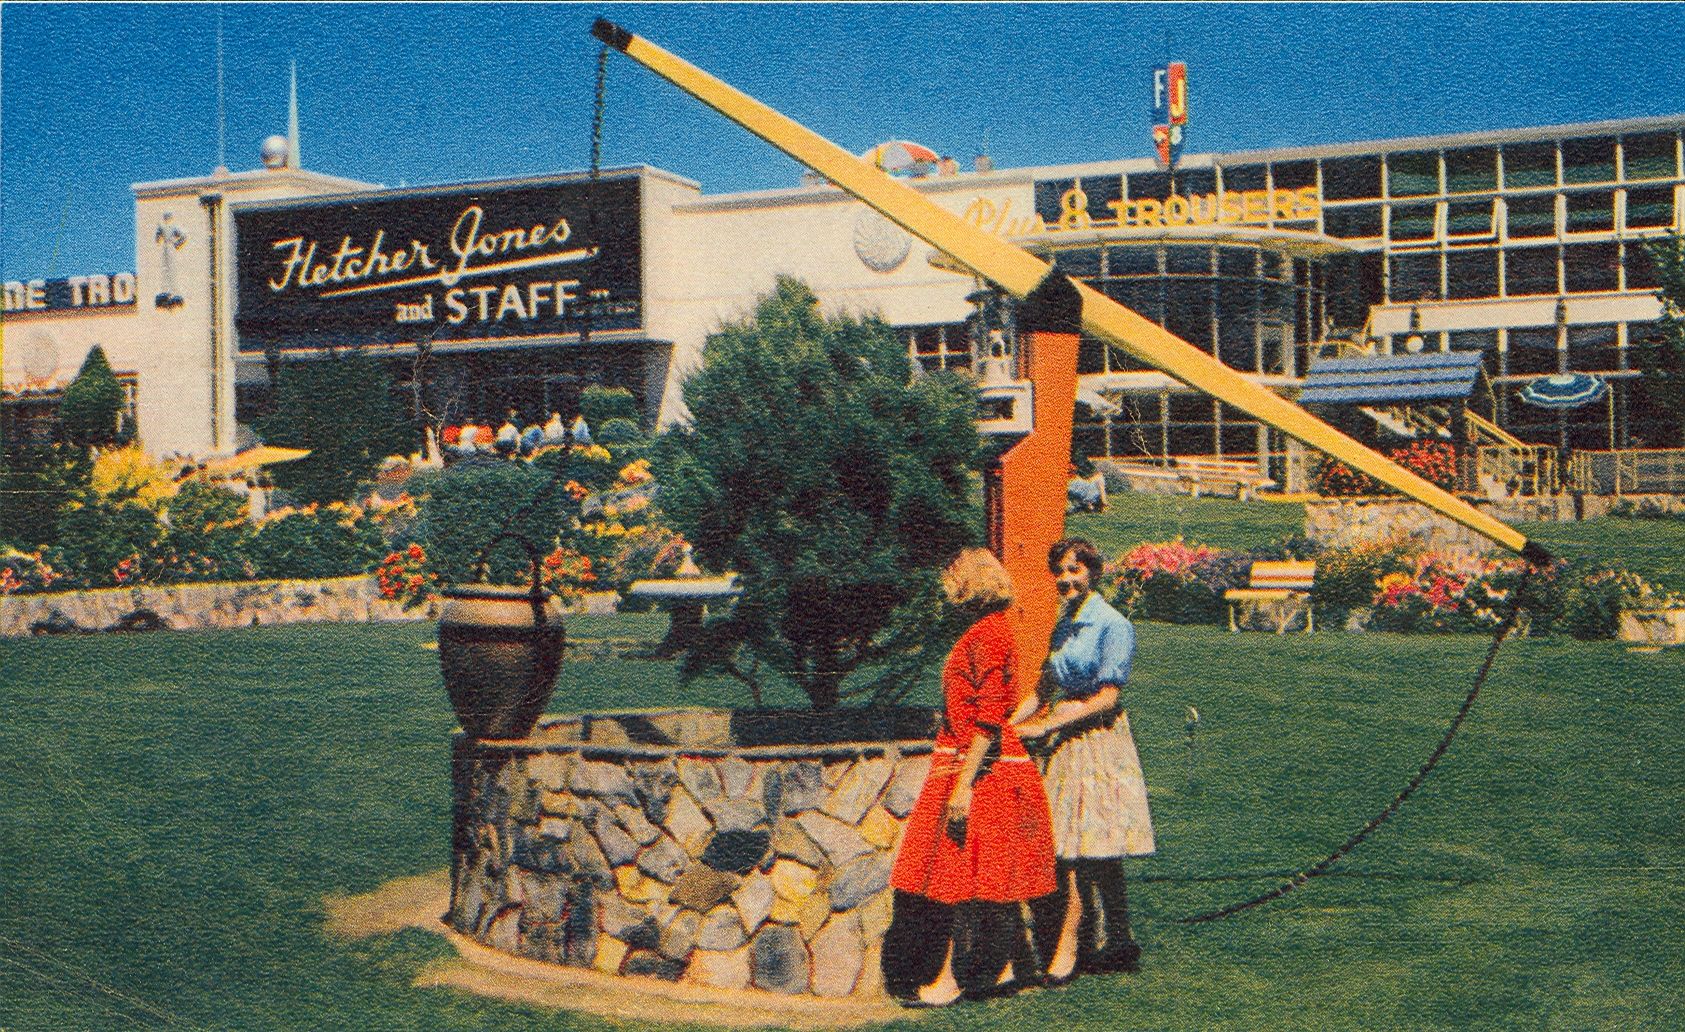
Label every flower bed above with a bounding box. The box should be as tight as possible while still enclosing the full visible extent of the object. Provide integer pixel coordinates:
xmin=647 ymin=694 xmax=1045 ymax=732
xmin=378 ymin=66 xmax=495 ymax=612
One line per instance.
xmin=1105 ymin=536 xmax=1677 ymax=639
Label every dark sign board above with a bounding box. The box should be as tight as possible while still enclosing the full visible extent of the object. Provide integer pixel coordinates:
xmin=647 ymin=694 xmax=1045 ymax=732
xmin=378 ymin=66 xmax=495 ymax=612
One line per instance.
xmin=234 ymin=175 xmax=642 ymax=352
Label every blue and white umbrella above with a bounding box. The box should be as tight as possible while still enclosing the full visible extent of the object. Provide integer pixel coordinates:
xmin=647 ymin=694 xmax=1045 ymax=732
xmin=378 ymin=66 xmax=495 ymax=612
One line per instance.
xmin=1519 ymin=372 xmax=1607 ymax=409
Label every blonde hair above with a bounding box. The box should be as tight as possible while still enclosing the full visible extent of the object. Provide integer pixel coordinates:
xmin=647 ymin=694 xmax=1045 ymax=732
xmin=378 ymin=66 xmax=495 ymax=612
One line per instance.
xmin=941 ymin=548 xmax=1015 ymax=609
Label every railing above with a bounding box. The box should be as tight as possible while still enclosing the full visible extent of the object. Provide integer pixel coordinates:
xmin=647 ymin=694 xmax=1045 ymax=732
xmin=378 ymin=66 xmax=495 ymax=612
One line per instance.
xmin=1569 ymin=449 xmax=1685 ymax=496
xmin=1466 ymin=410 xmax=1528 ymax=450
xmin=1459 ymin=445 xmax=1560 ymax=498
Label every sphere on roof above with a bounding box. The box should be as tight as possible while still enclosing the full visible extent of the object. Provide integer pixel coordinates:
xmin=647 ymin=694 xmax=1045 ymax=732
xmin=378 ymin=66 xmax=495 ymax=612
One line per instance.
xmin=260 ymin=135 xmax=290 ymax=169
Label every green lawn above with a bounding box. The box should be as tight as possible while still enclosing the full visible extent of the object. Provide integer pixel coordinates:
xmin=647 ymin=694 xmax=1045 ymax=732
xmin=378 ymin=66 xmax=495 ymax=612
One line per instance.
xmin=4 ymin=616 xmax=1682 ymax=1030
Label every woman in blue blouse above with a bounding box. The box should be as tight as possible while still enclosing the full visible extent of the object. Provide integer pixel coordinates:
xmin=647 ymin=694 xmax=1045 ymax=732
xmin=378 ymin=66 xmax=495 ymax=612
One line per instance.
xmin=1014 ymin=537 xmax=1155 ymax=982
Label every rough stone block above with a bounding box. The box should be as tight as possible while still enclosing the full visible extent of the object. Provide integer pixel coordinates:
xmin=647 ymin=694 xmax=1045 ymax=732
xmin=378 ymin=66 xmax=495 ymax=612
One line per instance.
xmin=797 ymin=890 xmax=830 ymax=941
xmin=593 ymin=934 xmax=629 ymax=975
xmin=770 ymin=821 xmax=827 ymax=868
xmin=600 ymin=895 xmax=660 ymax=951
xmin=636 ymin=836 xmax=688 ymax=884
xmin=663 ymin=786 xmax=714 ymax=855
xmin=768 ymin=894 xmax=803 ymax=926
xmin=769 ymin=858 xmax=818 ymax=902
xmin=613 ymin=803 xmax=662 ymax=846
xmin=685 ymin=945 xmax=752 ymax=991
xmin=623 ymin=949 xmax=686 ymax=981
xmin=572 ymin=761 xmax=637 ymax=802
xmin=750 ymin=925 xmax=809 ymax=995
xmin=515 ymin=869 xmax=564 ymax=924
xmin=858 ymin=806 xmax=900 ymax=850
xmin=882 ymin=755 xmax=930 ymax=817
xmin=630 ymin=760 xmax=679 ymax=824
xmin=809 ymin=913 xmax=864 ymax=997
xmin=670 ymin=865 xmax=739 ymax=913
xmin=487 ymin=905 xmax=522 ymax=953
xmin=704 ymin=796 xmax=768 ymax=835
xmin=592 ymin=810 xmax=642 ymax=867
xmin=677 ymin=757 xmax=723 ymax=803
xmin=796 ymin=812 xmax=871 ymax=867
xmin=858 ymin=942 xmax=886 ymax=998
xmin=527 ymin=752 xmax=571 ymax=792
xmin=539 ymin=790 xmax=577 ymax=817
xmin=732 ymin=871 xmax=775 ymax=934
xmin=777 ymin=762 xmax=825 ymax=815
xmin=821 ymin=757 xmax=893 ymax=825
xmin=857 ymin=890 xmax=893 ymax=941
xmin=828 ymin=852 xmax=892 ymax=912
xmin=658 ymin=909 xmax=701 ymax=960
xmin=717 ymin=755 xmax=757 ymax=798
xmin=696 ymin=903 xmax=748 ymax=951
xmin=822 ymin=761 xmax=849 ymax=788
xmin=568 ymin=827 xmax=614 ymax=886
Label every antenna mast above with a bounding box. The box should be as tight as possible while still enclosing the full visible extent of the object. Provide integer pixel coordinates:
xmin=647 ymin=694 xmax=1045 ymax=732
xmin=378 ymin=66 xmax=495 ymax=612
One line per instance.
xmin=287 ymin=60 xmax=301 ymax=169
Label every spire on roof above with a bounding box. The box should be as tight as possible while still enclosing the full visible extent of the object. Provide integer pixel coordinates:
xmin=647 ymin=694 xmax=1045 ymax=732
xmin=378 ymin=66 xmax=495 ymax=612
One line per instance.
xmin=287 ymin=60 xmax=301 ymax=169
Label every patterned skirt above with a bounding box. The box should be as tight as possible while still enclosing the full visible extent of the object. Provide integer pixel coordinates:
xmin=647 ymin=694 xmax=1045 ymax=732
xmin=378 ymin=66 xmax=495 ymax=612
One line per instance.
xmin=1040 ymin=710 xmax=1155 ymax=858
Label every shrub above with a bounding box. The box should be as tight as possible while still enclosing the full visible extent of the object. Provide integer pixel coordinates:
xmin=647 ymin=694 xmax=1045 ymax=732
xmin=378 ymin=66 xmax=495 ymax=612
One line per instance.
xmin=245 ymin=503 xmax=384 ymax=580
xmin=1111 ymin=539 xmax=1249 ymax=624
xmin=59 ymin=346 xmax=125 ymax=447
xmin=255 ymin=351 xmax=415 ymax=505
xmin=595 ymin=417 xmax=643 ymax=444
xmin=1313 ymin=539 xmax=1415 ymax=623
xmin=411 ymin=461 xmax=578 ymax=587
xmin=46 ymin=496 xmax=165 ymax=588
xmin=578 ymin=386 xmax=640 ymax=430
xmin=0 ymin=442 xmax=92 ymax=550
xmin=656 ymin=277 xmax=981 ymax=710
xmin=157 ymin=481 xmax=253 ymax=583
xmin=1 ymin=548 xmax=61 ymax=594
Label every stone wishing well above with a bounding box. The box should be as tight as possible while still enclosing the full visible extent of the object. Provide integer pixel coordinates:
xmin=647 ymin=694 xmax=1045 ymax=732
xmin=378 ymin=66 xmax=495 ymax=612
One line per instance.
xmin=449 ymin=708 xmax=936 ymax=998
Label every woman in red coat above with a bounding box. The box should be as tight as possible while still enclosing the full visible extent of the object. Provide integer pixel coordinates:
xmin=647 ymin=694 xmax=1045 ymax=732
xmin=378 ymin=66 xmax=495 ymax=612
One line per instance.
xmin=883 ymin=548 xmax=1058 ymax=1006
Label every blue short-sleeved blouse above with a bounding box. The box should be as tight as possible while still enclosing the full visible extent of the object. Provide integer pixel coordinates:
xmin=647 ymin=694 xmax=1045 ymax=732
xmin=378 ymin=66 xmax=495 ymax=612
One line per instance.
xmin=1047 ymin=592 xmax=1136 ymax=699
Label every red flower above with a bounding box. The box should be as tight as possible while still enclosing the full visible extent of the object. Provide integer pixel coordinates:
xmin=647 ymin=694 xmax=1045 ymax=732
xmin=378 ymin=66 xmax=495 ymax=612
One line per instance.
xmin=406 ymin=543 xmax=425 ymax=561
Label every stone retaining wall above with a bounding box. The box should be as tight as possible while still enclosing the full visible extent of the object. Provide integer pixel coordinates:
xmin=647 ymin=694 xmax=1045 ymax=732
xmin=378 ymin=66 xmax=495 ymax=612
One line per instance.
xmin=0 ymin=575 xmax=420 ymax=637
xmin=449 ymin=708 xmax=937 ymax=998
xmin=1305 ymin=498 xmax=1496 ymax=556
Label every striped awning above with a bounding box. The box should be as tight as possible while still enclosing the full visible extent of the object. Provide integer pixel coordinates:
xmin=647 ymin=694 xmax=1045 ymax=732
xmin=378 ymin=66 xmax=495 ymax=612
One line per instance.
xmin=1298 ymin=351 xmax=1484 ymax=405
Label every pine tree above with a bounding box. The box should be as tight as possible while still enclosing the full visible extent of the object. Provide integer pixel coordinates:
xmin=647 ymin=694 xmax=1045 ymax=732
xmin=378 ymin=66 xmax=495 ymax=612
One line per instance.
xmin=58 ymin=346 xmax=125 ymax=447
xmin=657 ymin=277 xmax=982 ymax=710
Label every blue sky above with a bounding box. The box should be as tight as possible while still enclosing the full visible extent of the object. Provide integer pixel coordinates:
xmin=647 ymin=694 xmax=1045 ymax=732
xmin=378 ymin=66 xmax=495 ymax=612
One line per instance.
xmin=4 ymin=3 xmax=1683 ymax=278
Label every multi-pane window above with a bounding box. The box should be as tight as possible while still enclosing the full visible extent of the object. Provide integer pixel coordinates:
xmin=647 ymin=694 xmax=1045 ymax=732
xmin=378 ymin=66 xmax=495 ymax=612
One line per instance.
xmin=1563 ymin=242 xmax=1620 ymax=292
xmin=1505 ymin=195 xmax=1557 ymax=238
xmin=1564 ymin=190 xmax=1616 ymax=233
xmin=1389 ymin=251 xmax=1441 ymax=302
xmin=1219 ymin=164 xmax=1267 ymax=192
xmin=1322 ymin=155 xmax=1383 ymax=200
xmin=905 ymin=323 xmax=972 ymax=372
xmin=1568 ymin=324 xmax=1621 ymax=373
xmin=1503 ymin=142 xmax=1557 ymax=187
xmin=1389 ymin=203 xmax=1437 ymax=241
xmin=1562 ymin=137 xmax=1617 ymax=184
xmin=1271 ymin=160 xmax=1317 ymax=190
xmin=1176 ymin=168 xmax=1217 ymax=196
xmin=1324 ymin=205 xmax=1383 ymax=238
xmin=1446 ymin=199 xmax=1496 ymax=237
xmin=1126 ymin=172 xmax=1172 ymax=201
xmin=1389 ymin=152 xmax=1440 ymax=196
xmin=1505 ymin=246 xmax=1559 ymax=296
xmin=1624 ymin=240 xmax=1661 ymax=289
xmin=1625 ymin=186 xmax=1676 ymax=230
xmin=1622 ymin=133 xmax=1680 ymax=180
xmin=1507 ymin=327 xmax=1561 ymax=375
xmin=1446 ymin=249 xmax=1500 ymax=299
xmin=1445 ymin=148 xmax=1498 ymax=193
xmin=1057 ymin=247 xmax=1101 ymax=277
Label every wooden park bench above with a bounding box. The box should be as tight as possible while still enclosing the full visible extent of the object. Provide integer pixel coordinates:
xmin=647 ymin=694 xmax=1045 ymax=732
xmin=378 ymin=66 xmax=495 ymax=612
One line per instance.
xmin=1169 ymin=457 xmax=1277 ymax=501
xmin=1224 ymin=560 xmax=1316 ymax=633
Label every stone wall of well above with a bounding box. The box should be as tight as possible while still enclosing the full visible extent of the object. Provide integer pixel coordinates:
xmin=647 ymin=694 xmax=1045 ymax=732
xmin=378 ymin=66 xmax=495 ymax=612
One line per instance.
xmin=449 ymin=710 xmax=936 ymax=998
xmin=0 ymin=575 xmax=420 ymax=637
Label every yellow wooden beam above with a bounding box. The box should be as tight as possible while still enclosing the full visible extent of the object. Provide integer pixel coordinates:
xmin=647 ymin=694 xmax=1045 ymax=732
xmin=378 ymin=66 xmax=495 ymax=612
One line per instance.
xmin=592 ymin=19 xmax=1544 ymax=560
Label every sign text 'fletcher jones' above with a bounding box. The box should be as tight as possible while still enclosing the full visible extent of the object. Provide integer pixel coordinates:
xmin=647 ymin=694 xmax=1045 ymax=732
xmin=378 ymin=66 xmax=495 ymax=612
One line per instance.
xmin=233 ymin=177 xmax=642 ymax=351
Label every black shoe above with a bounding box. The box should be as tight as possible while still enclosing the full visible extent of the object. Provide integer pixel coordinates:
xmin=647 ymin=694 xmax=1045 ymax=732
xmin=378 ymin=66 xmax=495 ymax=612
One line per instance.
xmin=1085 ymin=943 xmax=1141 ymax=974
